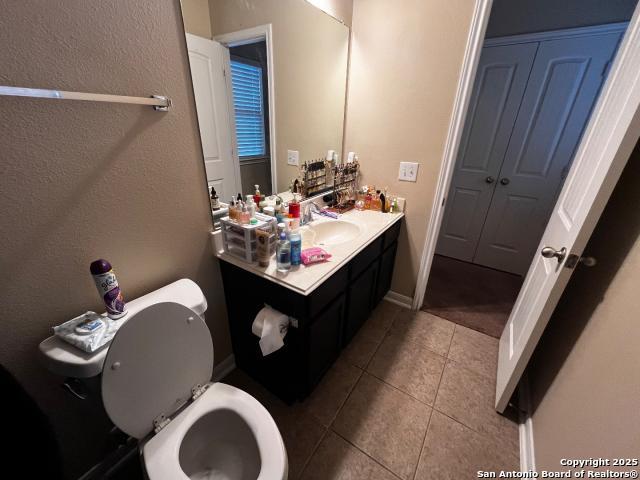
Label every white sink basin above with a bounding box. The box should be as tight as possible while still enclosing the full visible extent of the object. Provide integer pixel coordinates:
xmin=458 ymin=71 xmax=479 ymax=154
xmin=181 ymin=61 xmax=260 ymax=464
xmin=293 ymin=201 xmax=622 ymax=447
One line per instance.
xmin=308 ymin=220 xmax=361 ymax=246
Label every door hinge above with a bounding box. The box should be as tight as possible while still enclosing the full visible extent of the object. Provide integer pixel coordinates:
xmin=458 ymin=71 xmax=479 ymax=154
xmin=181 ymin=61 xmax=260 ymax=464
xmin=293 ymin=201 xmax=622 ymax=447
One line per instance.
xmin=153 ymin=414 xmax=170 ymax=433
xmin=223 ymin=68 xmax=227 ymax=78
xmin=441 ymin=196 xmax=446 ymax=207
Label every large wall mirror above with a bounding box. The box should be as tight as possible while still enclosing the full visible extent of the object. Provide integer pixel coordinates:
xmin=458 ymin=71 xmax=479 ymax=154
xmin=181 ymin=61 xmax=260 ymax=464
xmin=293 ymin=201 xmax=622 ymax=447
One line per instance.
xmin=180 ymin=0 xmax=350 ymax=222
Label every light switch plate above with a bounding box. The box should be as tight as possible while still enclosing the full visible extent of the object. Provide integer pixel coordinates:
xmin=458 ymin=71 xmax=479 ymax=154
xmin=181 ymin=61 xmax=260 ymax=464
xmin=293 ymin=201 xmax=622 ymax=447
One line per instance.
xmin=287 ymin=150 xmax=299 ymax=166
xmin=398 ymin=162 xmax=419 ymax=182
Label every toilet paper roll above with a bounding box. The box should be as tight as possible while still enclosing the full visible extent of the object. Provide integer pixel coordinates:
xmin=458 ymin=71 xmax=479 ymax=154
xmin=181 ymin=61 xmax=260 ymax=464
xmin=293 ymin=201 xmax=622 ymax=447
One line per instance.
xmin=252 ymin=305 xmax=290 ymax=356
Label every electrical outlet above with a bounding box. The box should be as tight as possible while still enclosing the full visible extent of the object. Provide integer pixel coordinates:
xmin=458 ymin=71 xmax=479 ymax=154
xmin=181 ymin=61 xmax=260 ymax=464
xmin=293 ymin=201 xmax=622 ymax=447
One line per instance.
xmin=398 ymin=162 xmax=419 ymax=182
xmin=347 ymin=151 xmax=356 ymax=163
xmin=287 ymin=150 xmax=299 ymax=166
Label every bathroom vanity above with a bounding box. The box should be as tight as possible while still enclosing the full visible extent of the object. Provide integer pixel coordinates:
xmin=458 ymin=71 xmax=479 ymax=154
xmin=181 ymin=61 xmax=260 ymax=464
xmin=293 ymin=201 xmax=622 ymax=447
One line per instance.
xmin=217 ymin=209 xmax=403 ymax=402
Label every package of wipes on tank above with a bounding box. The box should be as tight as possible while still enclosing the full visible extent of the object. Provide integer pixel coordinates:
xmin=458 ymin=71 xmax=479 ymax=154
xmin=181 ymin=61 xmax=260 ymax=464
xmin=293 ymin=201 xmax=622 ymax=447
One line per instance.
xmin=53 ymin=311 xmax=124 ymax=353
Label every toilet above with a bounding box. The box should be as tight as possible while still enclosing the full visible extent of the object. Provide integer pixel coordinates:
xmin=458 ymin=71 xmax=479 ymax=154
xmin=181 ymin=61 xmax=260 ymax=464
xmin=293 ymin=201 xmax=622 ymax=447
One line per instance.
xmin=100 ymin=282 xmax=288 ymax=480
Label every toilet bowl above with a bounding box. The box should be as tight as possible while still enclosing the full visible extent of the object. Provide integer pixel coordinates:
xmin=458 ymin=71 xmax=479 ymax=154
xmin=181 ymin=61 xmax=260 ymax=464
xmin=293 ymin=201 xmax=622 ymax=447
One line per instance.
xmin=100 ymin=294 xmax=287 ymax=480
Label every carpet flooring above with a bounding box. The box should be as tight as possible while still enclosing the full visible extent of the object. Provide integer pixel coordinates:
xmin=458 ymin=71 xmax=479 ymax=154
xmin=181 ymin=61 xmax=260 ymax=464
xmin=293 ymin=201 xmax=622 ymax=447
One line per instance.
xmin=422 ymin=255 xmax=523 ymax=338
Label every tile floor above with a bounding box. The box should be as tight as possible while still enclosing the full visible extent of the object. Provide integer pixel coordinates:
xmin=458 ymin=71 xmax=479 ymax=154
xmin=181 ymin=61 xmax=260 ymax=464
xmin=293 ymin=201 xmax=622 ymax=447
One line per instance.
xmin=224 ymin=300 xmax=520 ymax=480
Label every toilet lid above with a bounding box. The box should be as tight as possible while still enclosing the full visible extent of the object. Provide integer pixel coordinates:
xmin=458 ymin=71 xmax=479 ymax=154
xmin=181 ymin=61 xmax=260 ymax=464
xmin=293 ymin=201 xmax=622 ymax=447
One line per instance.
xmin=101 ymin=302 xmax=214 ymax=439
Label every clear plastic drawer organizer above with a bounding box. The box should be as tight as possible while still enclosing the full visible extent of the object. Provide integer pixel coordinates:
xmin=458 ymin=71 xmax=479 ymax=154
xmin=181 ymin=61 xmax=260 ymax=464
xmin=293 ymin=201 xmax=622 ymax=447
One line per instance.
xmin=221 ymin=212 xmax=278 ymax=263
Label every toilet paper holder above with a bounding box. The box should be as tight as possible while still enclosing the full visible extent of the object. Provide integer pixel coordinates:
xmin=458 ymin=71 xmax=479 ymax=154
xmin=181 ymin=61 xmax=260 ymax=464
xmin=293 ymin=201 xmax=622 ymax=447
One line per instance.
xmin=251 ymin=305 xmax=297 ymax=356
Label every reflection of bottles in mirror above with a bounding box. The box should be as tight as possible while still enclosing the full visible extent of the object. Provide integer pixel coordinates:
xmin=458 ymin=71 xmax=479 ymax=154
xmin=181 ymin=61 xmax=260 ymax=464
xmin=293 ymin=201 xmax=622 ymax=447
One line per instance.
xmin=210 ymin=187 xmax=220 ymax=211
xmin=229 ymin=198 xmax=237 ymax=220
xmin=245 ymin=195 xmax=256 ymax=217
xmin=239 ymin=205 xmax=250 ymax=225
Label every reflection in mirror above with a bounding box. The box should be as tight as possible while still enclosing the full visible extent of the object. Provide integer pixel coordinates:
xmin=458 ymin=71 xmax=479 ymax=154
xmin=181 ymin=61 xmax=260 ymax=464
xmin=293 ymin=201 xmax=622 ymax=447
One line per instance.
xmin=180 ymin=0 xmax=350 ymax=224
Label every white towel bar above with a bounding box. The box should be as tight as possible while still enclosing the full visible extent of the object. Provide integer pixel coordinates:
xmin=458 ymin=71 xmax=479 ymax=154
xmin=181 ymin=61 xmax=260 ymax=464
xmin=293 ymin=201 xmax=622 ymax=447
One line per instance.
xmin=0 ymin=85 xmax=171 ymax=111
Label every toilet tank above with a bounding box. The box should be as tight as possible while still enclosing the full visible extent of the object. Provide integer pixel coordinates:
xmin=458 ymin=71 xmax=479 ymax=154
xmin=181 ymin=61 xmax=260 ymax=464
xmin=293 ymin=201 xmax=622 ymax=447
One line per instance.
xmin=130 ymin=279 xmax=208 ymax=319
xmin=39 ymin=279 xmax=208 ymax=378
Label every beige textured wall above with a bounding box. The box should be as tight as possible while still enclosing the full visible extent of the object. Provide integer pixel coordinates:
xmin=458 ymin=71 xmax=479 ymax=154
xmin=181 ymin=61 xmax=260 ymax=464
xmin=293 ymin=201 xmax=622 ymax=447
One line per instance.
xmin=528 ymin=145 xmax=640 ymax=467
xmin=0 ymin=1 xmax=231 ymax=477
xmin=210 ymin=0 xmax=349 ymax=193
xmin=344 ymin=0 xmax=475 ymax=297
xmin=486 ymin=0 xmax=636 ymax=38
xmin=306 ymin=0 xmax=353 ymax=26
xmin=181 ymin=0 xmax=213 ymax=37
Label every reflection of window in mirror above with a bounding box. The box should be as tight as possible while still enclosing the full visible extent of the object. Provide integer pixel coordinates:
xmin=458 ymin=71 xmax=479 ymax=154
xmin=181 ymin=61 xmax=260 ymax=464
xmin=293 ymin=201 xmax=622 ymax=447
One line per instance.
xmin=230 ymin=58 xmax=266 ymax=158
xmin=229 ymin=42 xmax=272 ymax=195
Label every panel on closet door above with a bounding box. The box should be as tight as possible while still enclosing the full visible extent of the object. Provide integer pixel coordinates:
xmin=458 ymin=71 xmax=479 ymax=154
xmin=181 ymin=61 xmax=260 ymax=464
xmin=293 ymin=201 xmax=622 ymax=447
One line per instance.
xmin=474 ymin=32 xmax=622 ymax=275
xmin=436 ymin=43 xmax=538 ymax=261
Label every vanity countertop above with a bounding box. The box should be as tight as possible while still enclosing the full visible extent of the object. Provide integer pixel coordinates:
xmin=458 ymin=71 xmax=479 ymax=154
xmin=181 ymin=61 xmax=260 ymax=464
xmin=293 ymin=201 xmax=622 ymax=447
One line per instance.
xmin=215 ymin=209 xmax=404 ymax=296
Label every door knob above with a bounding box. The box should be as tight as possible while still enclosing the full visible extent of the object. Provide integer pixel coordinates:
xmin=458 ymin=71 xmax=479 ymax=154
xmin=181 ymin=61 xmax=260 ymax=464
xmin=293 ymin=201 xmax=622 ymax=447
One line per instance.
xmin=541 ymin=246 xmax=567 ymax=263
xmin=500 ymin=177 xmax=510 ymax=185
xmin=485 ymin=176 xmax=495 ymax=183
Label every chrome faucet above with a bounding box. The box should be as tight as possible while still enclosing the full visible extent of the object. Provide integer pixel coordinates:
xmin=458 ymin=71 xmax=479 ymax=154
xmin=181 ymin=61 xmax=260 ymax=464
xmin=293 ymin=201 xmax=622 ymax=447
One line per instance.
xmin=301 ymin=202 xmax=323 ymax=226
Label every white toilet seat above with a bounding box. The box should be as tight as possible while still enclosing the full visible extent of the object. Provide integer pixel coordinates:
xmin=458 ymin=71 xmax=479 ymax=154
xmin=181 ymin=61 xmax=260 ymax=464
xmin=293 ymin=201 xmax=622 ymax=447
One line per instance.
xmin=142 ymin=382 xmax=288 ymax=480
xmin=100 ymin=300 xmax=287 ymax=480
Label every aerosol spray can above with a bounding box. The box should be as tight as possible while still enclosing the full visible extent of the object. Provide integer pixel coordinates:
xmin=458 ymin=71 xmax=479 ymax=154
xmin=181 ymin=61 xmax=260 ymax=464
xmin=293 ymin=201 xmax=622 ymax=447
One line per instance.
xmin=90 ymin=259 xmax=127 ymax=319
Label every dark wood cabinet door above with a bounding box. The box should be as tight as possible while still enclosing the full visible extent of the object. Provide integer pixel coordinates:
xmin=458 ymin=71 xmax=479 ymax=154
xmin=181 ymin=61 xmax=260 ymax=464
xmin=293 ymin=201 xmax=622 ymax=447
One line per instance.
xmin=307 ymin=294 xmax=345 ymax=390
xmin=375 ymin=242 xmax=398 ymax=306
xmin=344 ymin=261 xmax=379 ymax=343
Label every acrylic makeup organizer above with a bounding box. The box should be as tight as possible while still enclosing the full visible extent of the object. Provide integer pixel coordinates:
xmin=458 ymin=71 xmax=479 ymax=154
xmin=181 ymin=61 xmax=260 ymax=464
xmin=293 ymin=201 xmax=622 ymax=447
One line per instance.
xmin=220 ymin=213 xmax=277 ymax=263
xmin=331 ymin=160 xmax=359 ymax=213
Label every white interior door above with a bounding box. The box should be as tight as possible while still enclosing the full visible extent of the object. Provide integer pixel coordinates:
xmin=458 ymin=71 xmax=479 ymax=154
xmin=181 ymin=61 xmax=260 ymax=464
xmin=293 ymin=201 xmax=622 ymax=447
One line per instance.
xmin=475 ymin=33 xmax=621 ymax=275
xmin=496 ymin=19 xmax=640 ymax=412
xmin=186 ymin=33 xmax=240 ymax=202
xmin=436 ymin=43 xmax=537 ymax=261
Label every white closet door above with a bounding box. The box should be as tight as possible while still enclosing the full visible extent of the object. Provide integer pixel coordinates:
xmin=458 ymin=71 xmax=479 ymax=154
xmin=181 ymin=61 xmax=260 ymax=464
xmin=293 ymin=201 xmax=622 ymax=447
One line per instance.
xmin=186 ymin=34 xmax=241 ymax=201
xmin=495 ymin=20 xmax=638 ymax=411
xmin=474 ymin=33 xmax=621 ymax=275
xmin=436 ymin=43 xmax=538 ymax=261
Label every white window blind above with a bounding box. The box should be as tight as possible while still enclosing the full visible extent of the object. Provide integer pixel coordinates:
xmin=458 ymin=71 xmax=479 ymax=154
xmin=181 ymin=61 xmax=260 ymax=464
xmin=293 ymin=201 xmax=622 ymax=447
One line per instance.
xmin=230 ymin=60 xmax=266 ymax=158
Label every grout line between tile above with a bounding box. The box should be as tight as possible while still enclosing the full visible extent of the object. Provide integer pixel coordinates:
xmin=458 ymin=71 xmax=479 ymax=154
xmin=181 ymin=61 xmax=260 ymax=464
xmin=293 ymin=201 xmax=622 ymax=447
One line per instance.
xmin=330 ymin=429 xmax=405 ymax=480
xmin=365 ymin=368 xmax=439 ymax=409
xmin=297 ymin=426 xmax=329 ymax=480
xmin=326 ymin=366 xmax=364 ymax=428
xmin=361 ymin=308 xmax=401 ymax=371
xmin=411 ymin=327 xmax=452 ymax=480
xmin=431 ymin=359 xmax=520 ymax=457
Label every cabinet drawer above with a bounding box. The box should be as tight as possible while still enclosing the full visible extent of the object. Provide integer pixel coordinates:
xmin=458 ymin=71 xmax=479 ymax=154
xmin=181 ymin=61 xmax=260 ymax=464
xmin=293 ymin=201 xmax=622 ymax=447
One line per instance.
xmin=350 ymin=236 xmax=383 ymax=279
xmin=383 ymin=220 xmax=402 ymax=250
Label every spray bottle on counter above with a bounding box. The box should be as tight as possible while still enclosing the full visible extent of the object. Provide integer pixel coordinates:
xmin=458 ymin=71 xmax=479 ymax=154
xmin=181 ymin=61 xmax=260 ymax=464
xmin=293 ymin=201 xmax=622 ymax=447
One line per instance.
xmin=90 ymin=259 xmax=127 ymax=319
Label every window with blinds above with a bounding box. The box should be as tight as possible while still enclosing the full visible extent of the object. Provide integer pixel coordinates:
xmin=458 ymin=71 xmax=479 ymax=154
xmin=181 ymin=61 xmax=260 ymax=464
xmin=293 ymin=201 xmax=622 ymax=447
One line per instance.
xmin=230 ymin=59 xmax=266 ymax=158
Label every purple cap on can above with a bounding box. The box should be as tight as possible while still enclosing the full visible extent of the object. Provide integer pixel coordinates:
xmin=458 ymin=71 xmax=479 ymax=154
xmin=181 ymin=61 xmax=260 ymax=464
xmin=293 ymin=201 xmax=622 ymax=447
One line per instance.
xmin=90 ymin=259 xmax=112 ymax=275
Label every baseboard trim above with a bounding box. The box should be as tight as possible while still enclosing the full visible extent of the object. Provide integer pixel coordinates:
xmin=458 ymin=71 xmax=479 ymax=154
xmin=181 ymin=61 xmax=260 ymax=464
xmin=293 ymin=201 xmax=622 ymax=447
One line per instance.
xmin=212 ymin=354 xmax=236 ymax=381
xmin=384 ymin=290 xmax=413 ymax=310
xmin=519 ymin=376 xmax=536 ymax=472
